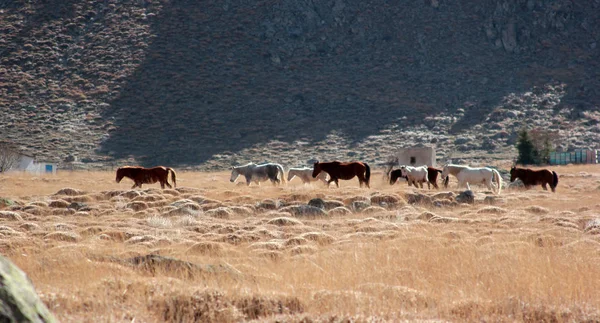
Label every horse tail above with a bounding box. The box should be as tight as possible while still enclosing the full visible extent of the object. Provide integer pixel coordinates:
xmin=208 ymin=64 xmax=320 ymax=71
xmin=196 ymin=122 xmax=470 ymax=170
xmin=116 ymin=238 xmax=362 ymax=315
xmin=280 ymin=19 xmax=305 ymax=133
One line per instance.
xmin=167 ymin=167 xmax=177 ymax=188
xmin=364 ymin=163 xmax=371 ymax=186
xmin=277 ymin=164 xmax=286 ymax=184
xmin=492 ymin=169 xmax=502 ymax=195
xmin=551 ymin=171 xmax=559 ymax=190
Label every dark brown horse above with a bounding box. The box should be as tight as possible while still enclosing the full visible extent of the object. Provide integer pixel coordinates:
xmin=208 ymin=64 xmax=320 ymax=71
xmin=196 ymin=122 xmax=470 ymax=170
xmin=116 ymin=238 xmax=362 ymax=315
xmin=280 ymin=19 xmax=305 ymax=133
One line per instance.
xmin=116 ymin=166 xmax=177 ymax=189
xmin=312 ymin=161 xmax=370 ymax=188
xmin=389 ymin=166 xmax=443 ymax=189
xmin=509 ymin=166 xmax=558 ymax=192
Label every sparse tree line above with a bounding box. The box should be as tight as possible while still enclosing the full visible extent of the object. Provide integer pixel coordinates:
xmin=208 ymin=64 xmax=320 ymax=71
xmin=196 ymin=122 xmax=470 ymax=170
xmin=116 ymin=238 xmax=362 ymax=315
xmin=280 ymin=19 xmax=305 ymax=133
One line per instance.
xmin=0 ymin=142 xmax=20 ymax=173
xmin=515 ymin=128 xmax=558 ymax=166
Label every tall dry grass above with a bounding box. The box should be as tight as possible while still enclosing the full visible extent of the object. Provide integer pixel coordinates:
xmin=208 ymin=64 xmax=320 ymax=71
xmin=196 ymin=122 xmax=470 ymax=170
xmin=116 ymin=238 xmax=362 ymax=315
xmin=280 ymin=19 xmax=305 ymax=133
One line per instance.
xmin=1 ymin=164 xmax=600 ymax=322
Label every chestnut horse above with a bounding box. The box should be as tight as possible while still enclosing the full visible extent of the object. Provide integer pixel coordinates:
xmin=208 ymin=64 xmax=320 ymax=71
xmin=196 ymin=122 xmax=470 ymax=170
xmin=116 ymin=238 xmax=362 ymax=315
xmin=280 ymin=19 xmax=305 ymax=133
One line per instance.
xmin=390 ymin=166 xmax=443 ymax=189
xmin=509 ymin=166 xmax=558 ymax=192
xmin=312 ymin=161 xmax=370 ymax=188
xmin=116 ymin=166 xmax=177 ymax=189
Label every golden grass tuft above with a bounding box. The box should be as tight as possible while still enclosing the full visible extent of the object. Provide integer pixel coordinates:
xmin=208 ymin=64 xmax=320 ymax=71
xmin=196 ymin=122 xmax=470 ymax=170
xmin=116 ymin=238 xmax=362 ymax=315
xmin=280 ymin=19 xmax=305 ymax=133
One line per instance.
xmin=298 ymin=232 xmax=335 ymax=245
xmin=205 ymin=207 xmax=233 ymax=219
xmin=525 ymin=205 xmax=550 ymax=214
xmin=0 ymin=211 xmax=23 ymax=221
xmin=63 ymin=195 xmax=94 ymax=203
xmin=360 ymin=205 xmax=388 ymax=215
xmin=328 ymin=206 xmax=352 ymax=217
xmin=186 ymin=241 xmax=225 ymax=256
xmin=44 ymin=231 xmax=81 ymax=242
xmin=126 ymin=201 xmax=148 ymax=211
xmin=417 ymin=211 xmax=438 ymax=221
xmin=289 ymin=245 xmax=318 ymax=255
xmin=19 ymin=222 xmax=41 ymax=231
xmin=342 ymin=196 xmax=371 ymax=205
xmin=55 ymin=187 xmax=86 ymax=196
xmin=370 ymin=194 xmax=404 ymax=206
xmin=21 ymin=205 xmax=45 ymax=216
xmin=477 ymin=206 xmax=508 ymax=214
xmin=48 ymin=199 xmax=70 ymax=208
xmin=267 ymin=217 xmax=303 ymax=226
xmin=228 ymin=206 xmax=254 ymax=216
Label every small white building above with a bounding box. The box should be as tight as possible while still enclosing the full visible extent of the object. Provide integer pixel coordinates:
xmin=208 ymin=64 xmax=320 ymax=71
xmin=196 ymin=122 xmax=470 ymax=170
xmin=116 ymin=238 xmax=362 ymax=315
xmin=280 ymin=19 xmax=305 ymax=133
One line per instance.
xmin=12 ymin=153 xmax=57 ymax=174
xmin=395 ymin=146 xmax=436 ymax=167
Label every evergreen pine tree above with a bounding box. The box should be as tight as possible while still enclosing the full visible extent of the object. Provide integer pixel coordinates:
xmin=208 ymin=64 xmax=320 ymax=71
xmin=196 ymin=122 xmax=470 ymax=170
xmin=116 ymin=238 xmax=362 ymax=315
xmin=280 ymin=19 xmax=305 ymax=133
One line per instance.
xmin=516 ymin=129 xmax=536 ymax=165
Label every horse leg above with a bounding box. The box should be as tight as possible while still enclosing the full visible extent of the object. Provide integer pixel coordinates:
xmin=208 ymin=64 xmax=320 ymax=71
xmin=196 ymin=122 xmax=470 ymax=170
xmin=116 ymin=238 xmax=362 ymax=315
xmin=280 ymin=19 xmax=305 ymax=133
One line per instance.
xmin=542 ymin=183 xmax=548 ymax=191
xmin=334 ymin=179 xmax=340 ymax=188
xmin=358 ymin=175 xmax=366 ymax=188
xmin=163 ymin=174 xmax=173 ymax=188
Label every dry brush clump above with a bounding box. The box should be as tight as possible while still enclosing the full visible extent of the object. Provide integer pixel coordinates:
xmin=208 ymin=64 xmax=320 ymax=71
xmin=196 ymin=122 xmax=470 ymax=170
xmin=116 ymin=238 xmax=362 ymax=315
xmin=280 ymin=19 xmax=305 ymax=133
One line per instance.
xmin=0 ymin=211 xmax=23 ymax=221
xmin=154 ymin=289 xmax=304 ymax=322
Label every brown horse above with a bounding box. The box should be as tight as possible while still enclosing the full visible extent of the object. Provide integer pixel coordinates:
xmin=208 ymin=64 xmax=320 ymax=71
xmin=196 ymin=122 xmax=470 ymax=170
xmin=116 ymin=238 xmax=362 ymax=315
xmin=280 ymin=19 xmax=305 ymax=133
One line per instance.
xmin=312 ymin=161 xmax=370 ymax=188
xmin=116 ymin=166 xmax=177 ymax=189
xmin=509 ymin=166 xmax=558 ymax=192
xmin=389 ymin=166 xmax=443 ymax=189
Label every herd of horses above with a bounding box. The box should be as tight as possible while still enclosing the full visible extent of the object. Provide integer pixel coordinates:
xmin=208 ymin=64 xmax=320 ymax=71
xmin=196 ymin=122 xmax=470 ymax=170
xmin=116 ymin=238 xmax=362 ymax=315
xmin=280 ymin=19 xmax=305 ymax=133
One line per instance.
xmin=115 ymin=161 xmax=560 ymax=194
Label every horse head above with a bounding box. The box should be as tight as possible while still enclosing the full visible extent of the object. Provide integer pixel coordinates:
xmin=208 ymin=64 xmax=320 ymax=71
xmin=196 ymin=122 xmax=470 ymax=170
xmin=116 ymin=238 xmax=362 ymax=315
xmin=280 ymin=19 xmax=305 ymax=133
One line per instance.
xmin=509 ymin=166 xmax=517 ymax=182
xmin=312 ymin=162 xmax=321 ymax=178
xmin=440 ymin=165 xmax=450 ymax=180
xmin=287 ymin=170 xmax=295 ymax=182
xmin=115 ymin=168 xmax=125 ymax=183
xmin=230 ymin=167 xmax=240 ymax=182
xmin=398 ymin=166 xmax=408 ymax=177
xmin=389 ymin=169 xmax=403 ymax=185
xmin=389 ymin=173 xmax=396 ymax=185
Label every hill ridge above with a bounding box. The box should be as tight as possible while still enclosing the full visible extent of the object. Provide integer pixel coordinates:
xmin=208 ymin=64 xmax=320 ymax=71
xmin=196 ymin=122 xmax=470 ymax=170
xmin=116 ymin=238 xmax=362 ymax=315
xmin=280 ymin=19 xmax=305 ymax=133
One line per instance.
xmin=1 ymin=0 xmax=598 ymax=169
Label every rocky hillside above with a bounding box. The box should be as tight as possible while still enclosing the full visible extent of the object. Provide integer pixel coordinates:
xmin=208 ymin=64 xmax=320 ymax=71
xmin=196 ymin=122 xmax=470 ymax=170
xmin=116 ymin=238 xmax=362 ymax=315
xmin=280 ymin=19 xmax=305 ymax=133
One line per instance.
xmin=1 ymin=0 xmax=599 ymax=170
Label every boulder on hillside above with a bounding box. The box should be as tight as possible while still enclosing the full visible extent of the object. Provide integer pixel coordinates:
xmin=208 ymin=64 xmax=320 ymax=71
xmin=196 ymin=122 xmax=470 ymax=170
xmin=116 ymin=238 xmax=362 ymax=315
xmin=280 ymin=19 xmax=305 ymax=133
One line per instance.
xmin=0 ymin=256 xmax=57 ymax=322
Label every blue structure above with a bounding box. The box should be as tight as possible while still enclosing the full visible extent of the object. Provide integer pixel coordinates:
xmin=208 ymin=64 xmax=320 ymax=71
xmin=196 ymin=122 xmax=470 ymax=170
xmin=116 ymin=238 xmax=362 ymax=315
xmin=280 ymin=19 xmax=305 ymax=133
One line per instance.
xmin=549 ymin=149 xmax=598 ymax=165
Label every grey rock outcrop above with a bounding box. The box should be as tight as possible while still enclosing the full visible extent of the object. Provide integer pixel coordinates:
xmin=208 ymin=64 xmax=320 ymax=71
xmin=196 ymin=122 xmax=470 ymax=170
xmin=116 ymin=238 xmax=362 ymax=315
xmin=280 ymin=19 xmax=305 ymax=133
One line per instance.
xmin=0 ymin=256 xmax=57 ymax=323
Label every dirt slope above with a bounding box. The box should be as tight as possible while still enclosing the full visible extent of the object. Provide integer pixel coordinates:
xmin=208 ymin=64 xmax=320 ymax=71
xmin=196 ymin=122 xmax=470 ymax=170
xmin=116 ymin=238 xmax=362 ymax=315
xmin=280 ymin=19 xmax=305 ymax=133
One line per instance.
xmin=1 ymin=0 xmax=599 ymax=169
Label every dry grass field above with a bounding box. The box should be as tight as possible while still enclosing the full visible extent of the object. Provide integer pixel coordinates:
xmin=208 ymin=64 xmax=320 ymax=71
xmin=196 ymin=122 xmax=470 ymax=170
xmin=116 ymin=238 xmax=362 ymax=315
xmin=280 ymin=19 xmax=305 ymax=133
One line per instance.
xmin=0 ymin=165 xmax=599 ymax=322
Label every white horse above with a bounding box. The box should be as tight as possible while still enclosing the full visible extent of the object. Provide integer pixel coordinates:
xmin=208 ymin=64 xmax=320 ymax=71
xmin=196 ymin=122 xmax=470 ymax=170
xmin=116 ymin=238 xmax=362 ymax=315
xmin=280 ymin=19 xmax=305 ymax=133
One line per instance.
xmin=399 ymin=165 xmax=429 ymax=189
xmin=230 ymin=163 xmax=286 ymax=186
xmin=287 ymin=167 xmax=329 ymax=184
xmin=441 ymin=164 xmax=502 ymax=194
